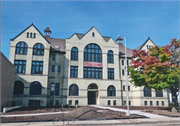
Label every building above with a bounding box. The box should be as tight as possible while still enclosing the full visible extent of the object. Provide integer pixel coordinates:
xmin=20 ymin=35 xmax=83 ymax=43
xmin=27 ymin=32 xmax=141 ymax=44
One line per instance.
xmin=1 ymin=52 xmax=15 ymax=108
xmin=9 ymin=23 xmax=168 ymax=107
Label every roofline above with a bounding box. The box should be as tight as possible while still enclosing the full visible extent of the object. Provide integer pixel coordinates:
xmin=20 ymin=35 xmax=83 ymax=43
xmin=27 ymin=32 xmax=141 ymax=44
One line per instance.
xmin=138 ymin=37 xmax=156 ymax=51
xmin=10 ymin=23 xmax=51 ymax=44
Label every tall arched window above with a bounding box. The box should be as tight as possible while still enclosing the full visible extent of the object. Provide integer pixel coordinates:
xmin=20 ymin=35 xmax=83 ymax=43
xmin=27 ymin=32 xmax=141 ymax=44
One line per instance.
xmin=29 ymin=81 xmax=42 ymax=95
xmin=33 ymin=43 xmax=44 ymax=55
xmin=71 ymin=47 xmax=78 ymax=61
xmin=69 ymin=84 xmax=79 ymax=96
xmin=13 ymin=81 xmax=24 ymax=95
xmin=107 ymin=85 xmax=116 ymax=96
xmin=156 ymin=90 xmax=163 ymax=97
xmin=84 ymin=44 xmax=102 ymax=62
xmin=30 ymin=33 xmax=32 ymax=38
xmin=144 ymin=87 xmax=152 ymax=97
xmin=15 ymin=42 xmax=28 ymax=54
xmin=107 ymin=50 xmax=113 ymax=63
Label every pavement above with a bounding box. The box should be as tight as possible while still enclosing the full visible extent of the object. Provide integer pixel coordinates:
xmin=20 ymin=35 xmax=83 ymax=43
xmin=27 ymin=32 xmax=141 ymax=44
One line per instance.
xmin=1 ymin=105 xmax=180 ymax=126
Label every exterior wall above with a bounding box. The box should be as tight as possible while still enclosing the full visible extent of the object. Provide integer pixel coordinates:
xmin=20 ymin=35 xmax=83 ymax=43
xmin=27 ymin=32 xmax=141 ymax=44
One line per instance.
xmin=65 ymin=27 xmax=121 ymax=106
xmin=9 ymin=25 xmax=50 ymax=106
xmin=1 ymin=53 xmax=15 ymax=107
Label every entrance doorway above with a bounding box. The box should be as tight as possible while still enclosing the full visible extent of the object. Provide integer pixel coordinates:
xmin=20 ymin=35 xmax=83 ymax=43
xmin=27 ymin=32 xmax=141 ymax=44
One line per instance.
xmin=87 ymin=84 xmax=98 ymax=105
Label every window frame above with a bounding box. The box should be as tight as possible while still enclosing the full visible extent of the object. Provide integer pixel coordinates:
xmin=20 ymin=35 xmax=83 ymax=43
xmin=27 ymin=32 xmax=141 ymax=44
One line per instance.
xmin=33 ymin=43 xmax=44 ymax=55
xmin=50 ymin=83 xmax=59 ymax=96
xmin=107 ymin=85 xmax=116 ymax=97
xmin=15 ymin=42 xmax=28 ymax=55
xmin=108 ymin=68 xmax=114 ymax=79
xmin=83 ymin=67 xmax=102 ymax=79
xmin=31 ymin=61 xmax=43 ymax=74
xmin=156 ymin=90 xmax=163 ymax=97
xmin=69 ymin=84 xmax=79 ymax=96
xmin=144 ymin=87 xmax=152 ymax=97
xmin=14 ymin=60 xmax=26 ymax=74
xmin=52 ymin=66 xmax=55 ymax=72
xmin=84 ymin=44 xmax=102 ymax=62
xmin=70 ymin=66 xmax=78 ymax=78
xmin=71 ymin=47 xmax=78 ymax=61
xmin=107 ymin=50 xmax=114 ymax=63
xmin=13 ymin=81 xmax=24 ymax=95
xmin=29 ymin=81 xmax=42 ymax=95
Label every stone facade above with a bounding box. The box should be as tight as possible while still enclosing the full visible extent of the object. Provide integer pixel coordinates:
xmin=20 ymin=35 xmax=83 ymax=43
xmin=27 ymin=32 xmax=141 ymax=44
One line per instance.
xmin=1 ymin=52 xmax=15 ymax=108
xmin=9 ymin=24 xmax=168 ymax=107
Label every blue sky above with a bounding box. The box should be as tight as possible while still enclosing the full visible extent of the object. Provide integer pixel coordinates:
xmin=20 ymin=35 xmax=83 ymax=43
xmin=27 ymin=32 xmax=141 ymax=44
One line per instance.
xmin=1 ymin=1 xmax=179 ymax=58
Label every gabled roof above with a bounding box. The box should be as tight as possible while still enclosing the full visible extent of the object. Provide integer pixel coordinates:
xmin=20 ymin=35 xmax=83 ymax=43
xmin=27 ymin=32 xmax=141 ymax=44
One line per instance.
xmin=44 ymin=26 xmax=51 ymax=33
xmin=69 ymin=26 xmax=112 ymax=42
xmin=135 ymin=37 xmax=155 ymax=51
xmin=11 ymin=23 xmax=51 ymax=44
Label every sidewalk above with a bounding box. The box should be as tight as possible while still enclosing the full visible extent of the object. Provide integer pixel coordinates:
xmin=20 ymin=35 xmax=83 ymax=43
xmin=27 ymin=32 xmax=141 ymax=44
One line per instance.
xmin=1 ymin=105 xmax=180 ymax=126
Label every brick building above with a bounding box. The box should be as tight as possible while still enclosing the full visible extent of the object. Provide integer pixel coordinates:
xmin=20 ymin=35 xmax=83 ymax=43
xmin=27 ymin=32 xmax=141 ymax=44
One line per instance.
xmin=1 ymin=52 xmax=15 ymax=108
xmin=9 ymin=23 xmax=168 ymax=106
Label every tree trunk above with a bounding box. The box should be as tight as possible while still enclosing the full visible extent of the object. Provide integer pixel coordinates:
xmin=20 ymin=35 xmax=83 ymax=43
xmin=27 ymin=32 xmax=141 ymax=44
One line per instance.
xmin=171 ymin=89 xmax=179 ymax=113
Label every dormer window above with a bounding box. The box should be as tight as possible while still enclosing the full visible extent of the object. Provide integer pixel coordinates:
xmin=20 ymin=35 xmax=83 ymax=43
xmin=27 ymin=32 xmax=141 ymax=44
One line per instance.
xmin=92 ymin=32 xmax=95 ymax=37
xmin=27 ymin=32 xmax=29 ymax=38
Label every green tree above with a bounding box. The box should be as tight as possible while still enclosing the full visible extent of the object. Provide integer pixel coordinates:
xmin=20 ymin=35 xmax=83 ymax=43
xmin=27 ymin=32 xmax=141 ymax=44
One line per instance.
xmin=129 ymin=39 xmax=180 ymax=112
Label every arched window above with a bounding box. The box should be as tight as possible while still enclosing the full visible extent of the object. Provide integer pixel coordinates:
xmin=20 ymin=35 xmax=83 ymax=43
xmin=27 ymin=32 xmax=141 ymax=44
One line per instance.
xmin=144 ymin=87 xmax=152 ymax=97
xmin=107 ymin=50 xmax=113 ymax=63
xmin=69 ymin=84 xmax=79 ymax=96
xmin=156 ymin=90 xmax=163 ymax=97
xmin=107 ymin=85 xmax=116 ymax=96
xmin=29 ymin=81 xmax=42 ymax=95
xmin=33 ymin=43 xmax=44 ymax=55
xmin=84 ymin=44 xmax=102 ymax=62
xmin=15 ymin=42 xmax=28 ymax=54
xmin=13 ymin=81 xmax=24 ymax=95
xmin=71 ymin=47 xmax=78 ymax=61
xmin=92 ymin=32 xmax=95 ymax=37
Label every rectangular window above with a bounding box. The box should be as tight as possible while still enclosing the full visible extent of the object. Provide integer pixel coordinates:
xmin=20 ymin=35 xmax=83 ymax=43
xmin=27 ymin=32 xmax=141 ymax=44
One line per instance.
xmin=156 ymin=101 xmax=159 ymax=106
xmin=31 ymin=61 xmax=43 ymax=74
xmin=122 ymin=60 xmax=124 ymax=65
xmin=127 ymin=60 xmax=129 ymax=66
xmin=150 ymin=101 xmax=153 ymax=106
xmin=69 ymin=100 xmax=72 ymax=105
xmin=123 ymin=86 xmax=125 ymax=91
xmin=147 ymin=45 xmax=149 ymax=49
xmin=123 ymin=101 xmax=126 ymax=105
xmin=56 ymin=100 xmax=59 ymax=106
xmin=58 ymin=66 xmax=61 ymax=72
xmin=144 ymin=101 xmax=147 ymax=106
xmin=162 ymin=101 xmax=164 ymax=106
xmin=129 ymin=101 xmax=131 ymax=106
xmin=14 ymin=60 xmax=26 ymax=74
xmin=50 ymin=84 xmax=59 ymax=96
xmin=108 ymin=100 xmax=111 ymax=105
xmin=50 ymin=100 xmax=53 ymax=106
xmin=84 ymin=67 xmax=102 ymax=79
xmin=52 ymin=66 xmax=55 ymax=72
xmin=75 ymin=100 xmax=79 ymax=105
xmin=113 ymin=100 xmax=116 ymax=105
xmin=52 ymin=54 xmax=55 ymax=60
xmin=122 ymin=69 xmax=124 ymax=75
xmin=128 ymin=86 xmax=130 ymax=91
xmin=70 ymin=66 xmax=78 ymax=78
xmin=108 ymin=68 xmax=114 ymax=79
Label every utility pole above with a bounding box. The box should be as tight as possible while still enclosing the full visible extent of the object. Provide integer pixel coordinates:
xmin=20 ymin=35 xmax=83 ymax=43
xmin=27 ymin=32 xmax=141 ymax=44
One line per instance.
xmin=124 ymin=34 xmax=130 ymax=116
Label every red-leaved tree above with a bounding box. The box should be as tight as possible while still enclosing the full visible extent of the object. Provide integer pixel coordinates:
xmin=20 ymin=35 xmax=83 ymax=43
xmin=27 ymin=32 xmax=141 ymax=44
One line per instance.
xmin=129 ymin=39 xmax=180 ymax=112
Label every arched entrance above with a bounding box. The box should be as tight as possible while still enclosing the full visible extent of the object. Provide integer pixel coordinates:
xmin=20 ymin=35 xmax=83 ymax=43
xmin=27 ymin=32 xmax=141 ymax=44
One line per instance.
xmin=87 ymin=84 xmax=98 ymax=105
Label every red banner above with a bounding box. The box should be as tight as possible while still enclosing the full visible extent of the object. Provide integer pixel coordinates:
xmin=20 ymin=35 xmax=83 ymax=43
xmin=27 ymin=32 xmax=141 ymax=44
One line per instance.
xmin=84 ymin=62 xmax=103 ymax=67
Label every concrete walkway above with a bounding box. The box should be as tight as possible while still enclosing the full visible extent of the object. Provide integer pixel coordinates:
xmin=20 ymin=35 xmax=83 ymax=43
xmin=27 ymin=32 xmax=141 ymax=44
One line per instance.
xmin=91 ymin=105 xmax=171 ymax=119
xmin=1 ymin=111 xmax=68 ymax=117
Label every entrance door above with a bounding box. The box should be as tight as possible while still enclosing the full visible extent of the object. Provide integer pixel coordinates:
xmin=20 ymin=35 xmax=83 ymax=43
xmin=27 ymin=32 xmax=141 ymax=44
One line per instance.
xmin=88 ymin=91 xmax=96 ymax=104
xmin=87 ymin=83 xmax=98 ymax=105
